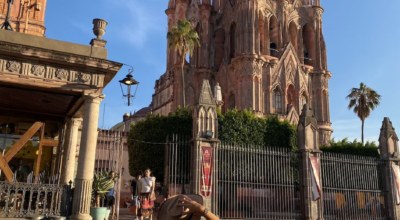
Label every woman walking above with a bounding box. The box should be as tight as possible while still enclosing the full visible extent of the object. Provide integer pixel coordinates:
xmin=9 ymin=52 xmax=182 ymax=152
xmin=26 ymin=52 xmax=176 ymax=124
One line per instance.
xmin=138 ymin=168 xmax=156 ymax=220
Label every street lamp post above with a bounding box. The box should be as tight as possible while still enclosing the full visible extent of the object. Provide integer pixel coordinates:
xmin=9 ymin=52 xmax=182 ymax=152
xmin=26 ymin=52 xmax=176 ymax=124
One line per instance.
xmin=1 ymin=0 xmax=14 ymax=31
xmin=119 ymin=69 xmax=139 ymax=106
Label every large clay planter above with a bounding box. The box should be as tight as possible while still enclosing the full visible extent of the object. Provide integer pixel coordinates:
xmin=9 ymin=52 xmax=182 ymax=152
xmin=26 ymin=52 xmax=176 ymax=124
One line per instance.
xmin=90 ymin=207 xmax=107 ymax=220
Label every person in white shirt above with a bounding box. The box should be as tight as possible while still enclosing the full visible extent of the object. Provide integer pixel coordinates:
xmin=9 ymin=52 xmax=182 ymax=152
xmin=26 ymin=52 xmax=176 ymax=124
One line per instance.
xmin=138 ymin=168 xmax=156 ymax=220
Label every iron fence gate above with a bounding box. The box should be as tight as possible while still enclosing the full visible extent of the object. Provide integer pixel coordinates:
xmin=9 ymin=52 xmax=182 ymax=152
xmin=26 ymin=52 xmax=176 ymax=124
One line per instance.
xmin=321 ymin=153 xmax=386 ymax=220
xmin=216 ymin=144 xmax=301 ymax=219
xmin=95 ymin=129 xmax=126 ymax=219
xmin=165 ymin=134 xmax=192 ymax=196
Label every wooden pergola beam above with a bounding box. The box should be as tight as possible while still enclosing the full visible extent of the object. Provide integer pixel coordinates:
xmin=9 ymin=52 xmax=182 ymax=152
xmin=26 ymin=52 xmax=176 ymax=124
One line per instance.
xmin=4 ymin=122 xmax=43 ymax=162
xmin=0 ymin=156 xmax=14 ymax=182
xmin=34 ymin=123 xmax=45 ymax=178
xmin=0 ymin=121 xmax=60 ymax=183
xmin=41 ymin=139 xmax=59 ymax=147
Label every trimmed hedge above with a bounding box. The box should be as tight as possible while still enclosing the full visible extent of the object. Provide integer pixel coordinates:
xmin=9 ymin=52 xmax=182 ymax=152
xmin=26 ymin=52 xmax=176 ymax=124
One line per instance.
xmin=128 ymin=108 xmax=192 ymax=180
xmin=218 ymin=109 xmax=297 ymax=150
xmin=321 ymin=138 xmax=379 ymax=157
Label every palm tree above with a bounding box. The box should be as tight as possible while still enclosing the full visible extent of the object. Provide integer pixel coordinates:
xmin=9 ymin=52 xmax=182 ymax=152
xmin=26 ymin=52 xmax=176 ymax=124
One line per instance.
xmin=167 ymin=19 xmax=200 ymax=107
xmin=346 ymin=82 xmax=381 ymax=145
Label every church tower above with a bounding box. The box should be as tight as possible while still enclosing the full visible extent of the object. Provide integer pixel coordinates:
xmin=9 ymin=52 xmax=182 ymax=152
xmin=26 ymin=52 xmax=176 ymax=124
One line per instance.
xmin=152 ymin=0 xmax=332 ymax=145
xmin=0 ymin=0 xmax=47 ymax=36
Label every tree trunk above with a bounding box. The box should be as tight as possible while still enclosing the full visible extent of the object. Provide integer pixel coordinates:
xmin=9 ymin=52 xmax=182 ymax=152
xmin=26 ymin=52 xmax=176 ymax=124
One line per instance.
xmin=181 ymin=55 xmax=186 ymax=107
xmin=96 ymin=195 xmax=101 ymax=207
xmin=361 ymin=119 xmax=364 ymax=146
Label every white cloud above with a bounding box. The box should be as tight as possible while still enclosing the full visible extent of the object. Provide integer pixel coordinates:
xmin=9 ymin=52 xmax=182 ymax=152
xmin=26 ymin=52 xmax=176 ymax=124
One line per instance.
xmin=105 ymin=0 xmax=165 ymax=48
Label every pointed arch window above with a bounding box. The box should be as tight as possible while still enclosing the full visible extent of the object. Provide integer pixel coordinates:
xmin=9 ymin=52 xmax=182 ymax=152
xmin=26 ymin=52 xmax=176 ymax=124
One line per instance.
xmin=286 ymin=84 xmax=296 ymax=110
xmin=198 ymin=107 xmax=206 ymax=137
xmin=186 ymin=86 xmax=195 ymax=106
xmin=302 ymin=24 xmax=315 ymax=66
xmin=269 ymin=16 xmax=279 ymax=56
xmin=300 ymin=93 xmax=307 ymax=111
xmin=322 ymin=90 xmax=329 ymax=122
xmin=228 ymin=93 xmax=235 ymax=109
xmin=259 ymin=13 xmax=265 ymax=54
xmin=273 ymin=88 xmax=282 ymax=113
xmin=229 ymin=22 xmax=236 ymax=63
xmin=214 ymin=28 xmax=225 ymax=70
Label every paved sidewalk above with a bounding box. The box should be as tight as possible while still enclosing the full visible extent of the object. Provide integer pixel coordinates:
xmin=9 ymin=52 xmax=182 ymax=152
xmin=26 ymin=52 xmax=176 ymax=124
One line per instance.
xmin=118 ymin=208 xmax=158 ymax=220
xmin=118 ymin=208 xmax=135 ymax=220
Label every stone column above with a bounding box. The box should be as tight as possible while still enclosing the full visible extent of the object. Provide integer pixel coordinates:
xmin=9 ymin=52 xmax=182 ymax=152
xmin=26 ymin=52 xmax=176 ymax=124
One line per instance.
xmin=192 ymin=80 xmax=219 ymax=213
xmin=313 ymin=6 xmax=324 ymax=71
xmin=60 ymin=117 xmax=82 ymax=185
xmin=379 ymin=117 xmax=400 ymax=220
xmin=199 ymin=3 xmax=211 ymax=68
xmin=297 ymin=104 xmax=323 ymax=220
xmin=70 ymin=94 xmax=103 ymax=220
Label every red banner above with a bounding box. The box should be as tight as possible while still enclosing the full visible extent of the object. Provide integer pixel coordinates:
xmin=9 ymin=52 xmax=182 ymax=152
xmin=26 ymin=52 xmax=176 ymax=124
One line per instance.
xmin=309 ymin=155 xmax=321 ymax=200
xmin=391 ymin=164 xmax=400 ymax=204
xmin=200 ymin=146 xmax=213 ymax=197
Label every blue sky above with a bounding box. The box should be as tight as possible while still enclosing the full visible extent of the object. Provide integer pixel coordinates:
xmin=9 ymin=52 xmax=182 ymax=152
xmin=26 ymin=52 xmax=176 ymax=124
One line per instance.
xmin=45 ymin=0 xmax=400 ymax=143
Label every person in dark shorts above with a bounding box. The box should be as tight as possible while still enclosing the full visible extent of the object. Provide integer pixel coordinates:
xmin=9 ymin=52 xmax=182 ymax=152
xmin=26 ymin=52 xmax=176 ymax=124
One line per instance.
xmin=131 ymin=171 xmax=142 ymax=219
xmin=105 ymin=171 xmax=117 ymax=215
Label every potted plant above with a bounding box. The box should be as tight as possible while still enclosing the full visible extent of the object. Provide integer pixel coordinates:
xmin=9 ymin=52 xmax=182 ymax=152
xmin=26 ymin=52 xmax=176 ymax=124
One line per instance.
xmin=90 ymin=171 xmax=115 ymax=220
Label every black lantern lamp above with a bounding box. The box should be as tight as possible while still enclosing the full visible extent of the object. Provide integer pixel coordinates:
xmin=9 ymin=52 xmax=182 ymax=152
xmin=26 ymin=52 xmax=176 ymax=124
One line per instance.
xmin=119 ymin=68 xmax=139 ymax=106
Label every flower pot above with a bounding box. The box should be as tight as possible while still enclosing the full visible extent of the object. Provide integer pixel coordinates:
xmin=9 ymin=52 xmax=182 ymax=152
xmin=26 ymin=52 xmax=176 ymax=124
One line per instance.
xmin=105 ymin=208 xmax=111 ymax=220
xmin=90 ymin=207 xmax=107 ymax=220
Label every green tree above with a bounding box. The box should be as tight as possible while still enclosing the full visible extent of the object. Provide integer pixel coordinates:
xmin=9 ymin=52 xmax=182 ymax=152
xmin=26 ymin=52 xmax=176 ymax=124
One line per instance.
xmin=346 ymin=83 xmax=381 ymax=145
xmin=167 ymin=19 xmax=200 ymax=106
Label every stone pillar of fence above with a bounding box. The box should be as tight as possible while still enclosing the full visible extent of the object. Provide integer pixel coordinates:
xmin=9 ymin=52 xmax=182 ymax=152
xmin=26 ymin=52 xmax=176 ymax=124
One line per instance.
xmin=297 ymin=104 xmax=324 ymax=220
xmin=379 ymin=117 xmax=400 ymax=219
xmin=192 ymin=79 xmax=220 ymax=213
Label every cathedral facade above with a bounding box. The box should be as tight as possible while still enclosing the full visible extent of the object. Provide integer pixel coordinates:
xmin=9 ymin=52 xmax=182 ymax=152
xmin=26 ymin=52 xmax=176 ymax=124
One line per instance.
xmin=0 ymin=0 xmax=46 ymax=36
xmin=151 ymin=0 xmax=332 ymax=144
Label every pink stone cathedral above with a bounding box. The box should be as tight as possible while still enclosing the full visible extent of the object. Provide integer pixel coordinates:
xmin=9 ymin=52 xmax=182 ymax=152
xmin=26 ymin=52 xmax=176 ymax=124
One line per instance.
xmin=151 ymin=0 xmax=332 ymax=144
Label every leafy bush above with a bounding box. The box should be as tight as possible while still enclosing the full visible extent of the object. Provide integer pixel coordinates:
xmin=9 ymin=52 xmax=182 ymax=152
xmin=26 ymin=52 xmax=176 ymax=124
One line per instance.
xmin=321 ymin=138 xmax=379 ymax=157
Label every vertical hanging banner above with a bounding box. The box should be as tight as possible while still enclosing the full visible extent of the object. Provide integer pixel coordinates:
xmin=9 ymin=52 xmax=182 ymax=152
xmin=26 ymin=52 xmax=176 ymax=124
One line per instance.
xmin=391 ymin=163 xmax=400 ymax=204
xmin=309 ymin=154 xmax=321 ymax=200
xmin=200 ymin=146 xmax=213 ymax=197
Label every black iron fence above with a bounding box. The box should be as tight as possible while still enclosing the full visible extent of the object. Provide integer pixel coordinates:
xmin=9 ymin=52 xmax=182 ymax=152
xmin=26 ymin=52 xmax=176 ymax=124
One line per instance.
xmin=321 ymin=153 xmax=386 ymax=220
xmin=0 ymin=181 xmax=70 ymax=218
xmin=216 ymin=144 xmax=301 ymax=219
xmin=164 ymin=134 xmax=389 ymax=220
xmin=165 ymin=134 xmax=192 ymax=196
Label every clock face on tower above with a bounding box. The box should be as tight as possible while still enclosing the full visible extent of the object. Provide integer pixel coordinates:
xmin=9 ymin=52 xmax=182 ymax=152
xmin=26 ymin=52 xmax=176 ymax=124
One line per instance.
xmin=229 ymin=0 xmax=236 ymax=7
